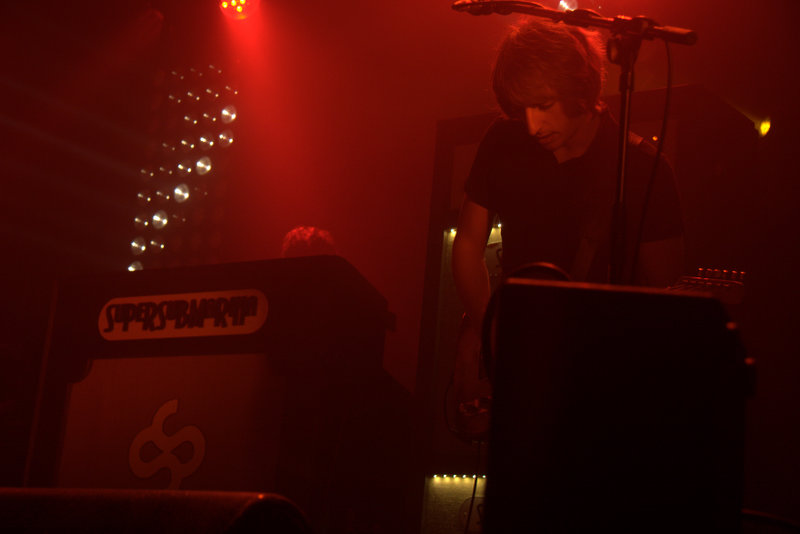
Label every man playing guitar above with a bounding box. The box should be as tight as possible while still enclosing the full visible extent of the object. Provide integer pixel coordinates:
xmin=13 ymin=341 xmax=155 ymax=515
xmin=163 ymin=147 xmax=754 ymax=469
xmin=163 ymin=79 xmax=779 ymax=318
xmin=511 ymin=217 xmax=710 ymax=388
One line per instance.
xmin=450 ymin=17 xmax=685 ymax=439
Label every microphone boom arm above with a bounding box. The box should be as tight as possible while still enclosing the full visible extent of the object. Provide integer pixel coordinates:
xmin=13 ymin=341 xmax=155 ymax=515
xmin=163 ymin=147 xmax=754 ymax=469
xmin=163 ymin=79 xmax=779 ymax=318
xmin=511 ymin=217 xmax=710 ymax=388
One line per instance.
xmin=451 ymin=0 xmax=697 ymax=45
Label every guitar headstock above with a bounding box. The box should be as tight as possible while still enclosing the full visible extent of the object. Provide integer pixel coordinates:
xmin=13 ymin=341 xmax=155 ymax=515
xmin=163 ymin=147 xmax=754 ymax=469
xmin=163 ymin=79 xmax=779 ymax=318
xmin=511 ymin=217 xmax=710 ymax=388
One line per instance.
xmin=670 ymin=267 xmax=746 ymax=305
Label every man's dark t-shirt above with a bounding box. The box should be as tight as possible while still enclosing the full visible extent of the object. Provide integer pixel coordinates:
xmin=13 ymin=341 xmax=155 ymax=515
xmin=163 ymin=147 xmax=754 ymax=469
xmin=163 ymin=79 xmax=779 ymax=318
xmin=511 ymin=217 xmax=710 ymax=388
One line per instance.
xmin=465 ymin=110 xmax=683 ymax=283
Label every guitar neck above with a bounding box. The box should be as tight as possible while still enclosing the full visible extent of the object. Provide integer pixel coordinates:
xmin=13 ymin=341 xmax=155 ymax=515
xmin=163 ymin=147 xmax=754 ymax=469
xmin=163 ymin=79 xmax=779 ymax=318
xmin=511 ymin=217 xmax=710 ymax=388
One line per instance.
xmin=669 ymin=268 xmax=745 ymax=305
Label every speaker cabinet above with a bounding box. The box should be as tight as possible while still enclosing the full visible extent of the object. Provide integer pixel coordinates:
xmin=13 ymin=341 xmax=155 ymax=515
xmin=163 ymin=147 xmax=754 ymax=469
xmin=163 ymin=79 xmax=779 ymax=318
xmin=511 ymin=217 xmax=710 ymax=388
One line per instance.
xmin=0 ymin=488 xmax=310 ymax=533
xmin=485 ymin=278 xmax=750 ymax=533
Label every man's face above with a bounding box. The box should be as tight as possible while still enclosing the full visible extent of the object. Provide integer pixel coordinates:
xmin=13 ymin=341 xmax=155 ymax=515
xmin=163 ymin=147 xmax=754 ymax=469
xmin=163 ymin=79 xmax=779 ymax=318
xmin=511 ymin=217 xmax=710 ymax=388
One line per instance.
xmin=524 ymin=98 xmax=586 ymax=153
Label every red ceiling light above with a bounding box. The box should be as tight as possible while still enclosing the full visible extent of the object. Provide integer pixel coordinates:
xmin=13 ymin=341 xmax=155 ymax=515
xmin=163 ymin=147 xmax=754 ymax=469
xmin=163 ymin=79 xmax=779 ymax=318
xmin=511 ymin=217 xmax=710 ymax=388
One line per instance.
xmin=219 ymin=0 xmax=260 ymax=20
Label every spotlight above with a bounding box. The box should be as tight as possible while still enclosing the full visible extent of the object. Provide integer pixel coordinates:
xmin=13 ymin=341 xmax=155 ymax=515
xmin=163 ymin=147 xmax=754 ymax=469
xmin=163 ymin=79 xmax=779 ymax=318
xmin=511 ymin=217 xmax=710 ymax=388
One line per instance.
xmin=152 ymin=210 xmax=169 ymax=229
xmin=218 ymin=129 xmax=235 ymax=147
xmin=177 ymin=160 xmax=193 ymax=176
xmin=131 ymin=237 xmax=147 ymax=255
xmin=196 ymin=156 xmax=213 ymax=175
xmin=186 ymin=90 xmax=201 ymax=103
xmin=134 ymin=213 xmax=149 ymax=230
xmin=198 ymin=133 xmax=215 ymax=150
xmin=193 ymin=183 xmax=210 ymax=198
xmin=136 ymin=191 xmax=152 ymax=206
xmin=174 ymin=183 xmax=191 ymax=203
xmin=171 ymin=212 xmax=189 ymax=226
xmin=202 ymin=111 xmax=217 ymax=125
xmin=758 ymin=117 xmax=771 ymax=137
xmin=128 ymin=261 xmax=144 ymax=272
xmin=221 ymin=105 xmax=237 ymax=124
xmin=180 ymin=137 xmax=196 ymax=151
xmin=219 ymin=0 xmax=261 ymax=20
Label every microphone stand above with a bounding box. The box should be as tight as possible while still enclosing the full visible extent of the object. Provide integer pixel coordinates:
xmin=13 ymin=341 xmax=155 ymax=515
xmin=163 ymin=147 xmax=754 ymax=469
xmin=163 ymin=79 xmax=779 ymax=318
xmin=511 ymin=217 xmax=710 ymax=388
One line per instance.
xmin=606 ymin=16 xmax=649 ymax=285
xmin=452 ymin=1 xmax=696 ymax=284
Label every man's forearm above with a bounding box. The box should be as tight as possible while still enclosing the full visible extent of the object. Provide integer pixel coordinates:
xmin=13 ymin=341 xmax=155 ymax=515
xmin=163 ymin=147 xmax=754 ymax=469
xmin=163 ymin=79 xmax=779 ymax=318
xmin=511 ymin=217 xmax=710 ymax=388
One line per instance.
xmin=452 ymin=235 xmax=492 ymax=331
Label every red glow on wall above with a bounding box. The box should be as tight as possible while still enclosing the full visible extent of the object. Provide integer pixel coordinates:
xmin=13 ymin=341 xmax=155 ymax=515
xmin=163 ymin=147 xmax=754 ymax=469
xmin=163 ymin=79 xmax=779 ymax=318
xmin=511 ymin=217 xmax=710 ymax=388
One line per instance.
xmin=219 ymin=0 xmax=260 ymax=21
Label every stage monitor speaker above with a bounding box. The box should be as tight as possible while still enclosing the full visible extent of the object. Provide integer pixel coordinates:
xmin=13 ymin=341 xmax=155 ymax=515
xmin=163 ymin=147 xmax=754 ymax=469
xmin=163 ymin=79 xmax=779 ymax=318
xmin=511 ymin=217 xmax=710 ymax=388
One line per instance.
xmin=0 ymin=488 xmax=310 ymax=533
xmin=485 ymin=278 xmax=750 ymax=533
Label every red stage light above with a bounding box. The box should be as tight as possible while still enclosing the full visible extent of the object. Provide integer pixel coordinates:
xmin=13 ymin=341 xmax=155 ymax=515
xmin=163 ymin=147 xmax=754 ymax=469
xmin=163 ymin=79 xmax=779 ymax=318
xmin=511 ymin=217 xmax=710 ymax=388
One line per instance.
xmin=219 ymin=0 xmax=260 ymax=20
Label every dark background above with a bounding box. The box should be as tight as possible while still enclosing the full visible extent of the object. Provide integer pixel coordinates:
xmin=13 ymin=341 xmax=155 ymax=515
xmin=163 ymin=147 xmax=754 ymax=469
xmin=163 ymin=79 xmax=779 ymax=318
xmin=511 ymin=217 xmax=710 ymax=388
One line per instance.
xmin=1 ymin=0 xmax=798 ymax=525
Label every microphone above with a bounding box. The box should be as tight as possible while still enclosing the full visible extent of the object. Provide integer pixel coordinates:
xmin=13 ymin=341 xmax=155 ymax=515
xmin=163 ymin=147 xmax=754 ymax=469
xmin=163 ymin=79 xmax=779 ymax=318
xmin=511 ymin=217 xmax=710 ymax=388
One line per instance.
xmin=451 ymin=0 xmax=543 ymax=16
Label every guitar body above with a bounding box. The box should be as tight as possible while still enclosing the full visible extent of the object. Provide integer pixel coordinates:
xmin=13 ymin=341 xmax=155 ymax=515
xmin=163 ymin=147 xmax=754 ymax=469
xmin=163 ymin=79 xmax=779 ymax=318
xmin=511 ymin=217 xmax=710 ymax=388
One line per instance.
xmin=445 ymin=263 xmax=744 ymax=442
xmin=447 ymin=262 xmax=571 ymax=442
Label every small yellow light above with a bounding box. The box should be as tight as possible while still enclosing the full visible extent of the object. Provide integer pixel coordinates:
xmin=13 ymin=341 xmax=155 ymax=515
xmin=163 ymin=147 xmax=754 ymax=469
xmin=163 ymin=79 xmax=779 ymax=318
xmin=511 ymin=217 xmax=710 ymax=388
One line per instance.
xmin=497 ymin=222 xmax=502 ymax=228
xmin=222 ymin=1 xmax=228 ymax=6
xmin=450 ymin=228 xmax=456 ymax=235
xmin=759 ymin=118 xmax=771 ymax=137
xmin=651 ymin=136 xmax=658 ymax=142
xmin=236 ymin=5 xmax=243 ymax=11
